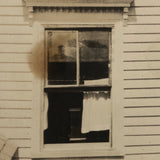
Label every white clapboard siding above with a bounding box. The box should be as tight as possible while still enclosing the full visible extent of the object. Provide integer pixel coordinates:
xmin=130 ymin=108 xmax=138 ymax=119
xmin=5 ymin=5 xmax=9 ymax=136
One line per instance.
xmin=125 ymin=154 xmax=160 ymax=160
xmin=0 ymin=91 xmax=32 ymax=101
xmin=125 ymin=136 xmax=160 ymax=146
xmin=0 ymin=73 xmax=32 ymax=81
xmin=124 ymin=126 xmax=160 ymax=135
xmin=128 ymin=16 xmax=160 ymax=25
xmin=0 ymin=16 xmax=29 ymax=25
xmin=124 ymin=34 xmax=160 ymax=43
xmin=0 ymin=119 xmax=31 ymax=128
xmin=124 ymin=80 xmax=160 ymax=89
xmin=0 ymin=44 xmax=31 ymax=52
xmin=0 ymin=35 xmax=32 ymax=43
xmin=124 ymin=43 xmax=160 ymax=52
xmin=0 ymin=128 xmax=30 ymax=139
xmin=0 ymin=63 xmax=31 ymax=72
xmin=129 ymin=7 xmax=160 ymax=16
xmin=0 ymin=101 xmax=32 ymax=109
xmin=124 ymin=108 xmax=160 ymax=117
xmin=0 ymin=0 xmax=24 ymax=6
xmin=0 ymin=53 xmax=31 ymax=63
xmin=124 ymin=25 xmax=160 ymax=34
xmin=133 ymin=0 xmax=160 ymax=7
xmin=124 ymin=117 xmax=160 ymax=126
xmin=124 ymin=53 xmax=160 ymax=61
xmin=0 ymin=82 xmax=32 ymax=91
xmin=124 ymin=89 xmax=160 ymax=98
xmin=124 ymin=70 xmax=160 ymax=79
xmin=125 ymin=145 xmax=160 ymax=154
xmin=0 ymin=26 xmax=32 ymax=34
xmin=124 ymin=62 xmax=160 ymax=70
xmin=0 ymin=7 xmax=25 ymax=16
xmin=0 ymin=109 xmax=32 ymax=118
xmin=124 ymin=98 xmax=160 ymax=107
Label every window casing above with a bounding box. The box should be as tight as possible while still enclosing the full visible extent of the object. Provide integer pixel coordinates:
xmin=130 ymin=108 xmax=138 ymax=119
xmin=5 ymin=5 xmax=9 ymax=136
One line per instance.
xmin=32 ymin=17 xmax=124 ymax=159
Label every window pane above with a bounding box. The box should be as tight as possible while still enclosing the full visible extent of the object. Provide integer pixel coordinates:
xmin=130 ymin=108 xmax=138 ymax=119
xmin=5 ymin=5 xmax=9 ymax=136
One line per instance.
xmin=47 ymin=31 xmax=76 ymax=85
xmin=79 ymin=31 xmax=109 ymax=85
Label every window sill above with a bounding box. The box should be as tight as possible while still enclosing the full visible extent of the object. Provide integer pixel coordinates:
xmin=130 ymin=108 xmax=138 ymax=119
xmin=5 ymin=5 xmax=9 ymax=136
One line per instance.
xmin=32 ymin=143 xmax=124 ymax=159
xmin=44 ymin=85 xmax=111 ymax=93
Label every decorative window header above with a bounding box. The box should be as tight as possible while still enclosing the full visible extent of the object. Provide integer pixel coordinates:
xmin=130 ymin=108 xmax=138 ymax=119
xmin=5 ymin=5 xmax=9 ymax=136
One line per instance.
xmin=24 ymin=0 xmax=133 ymax=7
xmin=23 ymin=0 xmax=133 ymax=26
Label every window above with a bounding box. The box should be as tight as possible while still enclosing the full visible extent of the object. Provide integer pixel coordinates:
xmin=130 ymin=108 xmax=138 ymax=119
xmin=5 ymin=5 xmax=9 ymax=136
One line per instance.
xmin=44 ymin=28 xmax=112 ymax=144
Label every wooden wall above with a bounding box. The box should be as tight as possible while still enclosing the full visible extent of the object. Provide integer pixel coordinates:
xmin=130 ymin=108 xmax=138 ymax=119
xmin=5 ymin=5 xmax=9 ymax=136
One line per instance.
xmin=124 ymin=0 xmax=160 ymax=160
xmin=0 ymin=0 xmax=32 ymax=160
xmin=0 ymin=0 xmax=160 ymax=160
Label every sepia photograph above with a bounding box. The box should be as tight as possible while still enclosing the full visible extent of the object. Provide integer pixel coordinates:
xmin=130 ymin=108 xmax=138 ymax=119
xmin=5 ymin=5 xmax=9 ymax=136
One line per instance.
xmin=0 ymin=0 xmax=160 ymax=160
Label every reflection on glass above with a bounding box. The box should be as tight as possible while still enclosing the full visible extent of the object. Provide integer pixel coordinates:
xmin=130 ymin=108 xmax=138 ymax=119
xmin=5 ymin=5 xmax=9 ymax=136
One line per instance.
xmin=47 ymin=31 xmax=76 ymax=85
xmin=79 ymin=31 xmax=109 ymax=84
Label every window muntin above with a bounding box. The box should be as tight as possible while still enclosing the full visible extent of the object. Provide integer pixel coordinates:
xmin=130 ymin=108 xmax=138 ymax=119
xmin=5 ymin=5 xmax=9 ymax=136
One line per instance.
xmin=44 ymin=28 xmax=111 ymax=145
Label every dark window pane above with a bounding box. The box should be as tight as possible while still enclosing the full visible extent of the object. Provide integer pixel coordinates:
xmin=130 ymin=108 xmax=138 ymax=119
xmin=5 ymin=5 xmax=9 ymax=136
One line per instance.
xmin=79 ymin=31 xmax=109 ymax=84
xmin=47 ymin=31 xmax=76 ymax=85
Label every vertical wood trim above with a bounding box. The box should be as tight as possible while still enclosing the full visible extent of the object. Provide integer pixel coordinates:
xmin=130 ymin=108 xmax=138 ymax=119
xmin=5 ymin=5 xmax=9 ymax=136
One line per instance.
xmin=111 ymin=21 xmax=124 ymax=152
xmin=32 ymin=21 xmax=45 ymax=155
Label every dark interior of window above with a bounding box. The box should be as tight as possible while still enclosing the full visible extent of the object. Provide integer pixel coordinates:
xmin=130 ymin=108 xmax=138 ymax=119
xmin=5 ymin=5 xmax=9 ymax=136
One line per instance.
xmin=44 ymin=92 xmax=109 ymax=144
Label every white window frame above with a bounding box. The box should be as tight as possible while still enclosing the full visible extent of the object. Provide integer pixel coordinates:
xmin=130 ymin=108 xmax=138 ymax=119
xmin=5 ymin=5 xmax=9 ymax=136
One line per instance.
xmin=32 ymin=18 xmax=124 ymax=158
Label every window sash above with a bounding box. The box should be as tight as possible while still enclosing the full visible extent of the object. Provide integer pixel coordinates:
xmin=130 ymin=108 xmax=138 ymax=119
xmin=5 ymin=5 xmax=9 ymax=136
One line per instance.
xmin=45 ymin=29 xmax=111 ymax=87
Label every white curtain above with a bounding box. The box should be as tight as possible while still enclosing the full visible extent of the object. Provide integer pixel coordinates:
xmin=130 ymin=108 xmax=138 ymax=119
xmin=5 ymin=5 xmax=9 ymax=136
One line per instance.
xmin=81 ymin=91 xmax=111 ymax=134
xmin=43 ymin=93 xmax=48 ymax=130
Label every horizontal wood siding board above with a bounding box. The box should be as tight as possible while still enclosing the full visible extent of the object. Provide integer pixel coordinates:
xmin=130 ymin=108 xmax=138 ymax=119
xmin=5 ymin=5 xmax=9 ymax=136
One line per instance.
xmin=0 ymin=82 xmax=32 ymax=91
xmin=0 ymin=26 xmax=32 ymax=34
xmin=124 ymin=25 xmax=160 ymax=34
xmin=124 ymin=126 xmax=160 ymax=135
xmin=129 ymin=7 xmax=160 ymax=16
xmin=0 ymin=0 xmax=24 ymax=6
xmin=0 ymin=128 xmax=30 ymax=138
xmin=133 ymin=0 xmax=160 ymax=7
xmin=124 ymin=117 xmax=160 ymax=126
xmin=124 ymin=98 xmax=160 ymax=107
xmin=0 ymin=73 xmax=32 ymax=81
xmin=124 ymin=43 xmax=160 ymax=52
xmin=0 ymin=35 xmax=32 ymax=43
xmin=0 ymin=109 xmax=32 ymax=118
xmin=0 ymin=91 xmax=32 ymax=101
xmin=0 ymin=44 xmax=31 ymax=52
xmin=0 ymin=7 xmax=25 ymax=16
xmin=124 ymin=34 xmax=160 ymax=43
xmin=0 ymin=63 xmax=31 ymax=72
xmin=125 ymin=154 xmax=160 ymax=160
xmin=0 ymin=101 xmax=32 ymax=109
xmin=0 ymin=16 xmax=29 ymax=25
xmin=124 ymin=80 xmax=160 ymax=89
xmin=0 ymin=119 xmax=31 ymax=127
xmin=124 ymin=70 xmax=160 ymax=79
xmin=125 ymin=136 xmax=160 ymax=145
xmin=124 ymin=89 xmax=160 ymax=98
xmin=124 ymin=108 xmax=160 ymax=117
xmin=124 ymin=61 xmax=160 ymax=70
xmin=0 ymin=54 xmax=31 ymax=63
xmin=124 ymin=53 xmax=160 ymax=61
xmin=128 ymin=16 xmax=160 ymax=25
xmin=125 ymin=145 xmax=160 ymax=154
